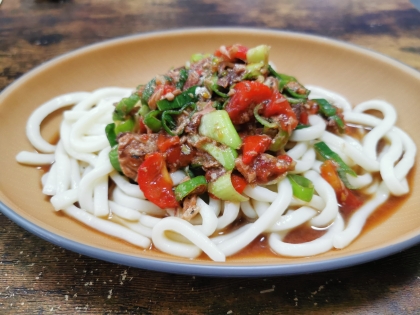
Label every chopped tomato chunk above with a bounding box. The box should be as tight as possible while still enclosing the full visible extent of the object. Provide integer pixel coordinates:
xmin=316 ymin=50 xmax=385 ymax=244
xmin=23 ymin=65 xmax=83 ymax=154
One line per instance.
xmin=262 ymin=91 xmax=298 ymax=131
xmin=158 ymin=134 xmax=180 ymax=152
xmin=225 ymin=80 xmax=273 ymax=124
xmin=231 ymin=174 xmax=247 ymax=194
xmin=215 ymin=44 xmax=249 ymax=62
xmin=137 ymin=153 xmax=179 ymax=209
xmin=242 ymin=135 xmax=272 ymax=165
xmin=320 ymin=160 xmax=362 ymax=212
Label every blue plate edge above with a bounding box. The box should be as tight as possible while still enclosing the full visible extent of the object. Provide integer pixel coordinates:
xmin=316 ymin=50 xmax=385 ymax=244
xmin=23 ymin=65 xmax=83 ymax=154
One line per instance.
xmin=1 ymin=200 xmax=419 ymax=277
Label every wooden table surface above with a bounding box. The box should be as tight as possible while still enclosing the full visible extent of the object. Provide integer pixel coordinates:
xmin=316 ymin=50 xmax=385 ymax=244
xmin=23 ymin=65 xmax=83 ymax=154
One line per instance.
xmin=1 ymin=0 xmax=420 ymax=314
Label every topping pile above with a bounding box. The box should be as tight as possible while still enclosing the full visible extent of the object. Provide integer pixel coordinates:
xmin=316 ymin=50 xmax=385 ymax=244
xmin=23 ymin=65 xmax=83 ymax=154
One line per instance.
xmin=105 ymin=44 xmax=348 ymax=219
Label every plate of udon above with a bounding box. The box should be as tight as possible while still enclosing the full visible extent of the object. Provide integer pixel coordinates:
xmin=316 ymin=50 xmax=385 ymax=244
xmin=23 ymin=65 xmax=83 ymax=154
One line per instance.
xmin=1 ymin=28 xmax=419 ymax=277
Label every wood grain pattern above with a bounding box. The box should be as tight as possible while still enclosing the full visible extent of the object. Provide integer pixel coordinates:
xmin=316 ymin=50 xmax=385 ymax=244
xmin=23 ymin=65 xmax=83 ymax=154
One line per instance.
xmin=1 ymin=0 xmax=420 ymax=313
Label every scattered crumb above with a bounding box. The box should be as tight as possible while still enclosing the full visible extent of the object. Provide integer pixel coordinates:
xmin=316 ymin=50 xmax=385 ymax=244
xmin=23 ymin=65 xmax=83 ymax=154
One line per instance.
xmin=227 ymin=311 xmax=233 ymax=314
xmin=260 ymin=288 xmax=275 ymax=294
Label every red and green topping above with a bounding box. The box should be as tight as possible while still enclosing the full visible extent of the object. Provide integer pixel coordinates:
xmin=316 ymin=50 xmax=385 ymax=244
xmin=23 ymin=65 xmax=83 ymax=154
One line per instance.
xmin=105 ymin=44 xmax=354 ymax=218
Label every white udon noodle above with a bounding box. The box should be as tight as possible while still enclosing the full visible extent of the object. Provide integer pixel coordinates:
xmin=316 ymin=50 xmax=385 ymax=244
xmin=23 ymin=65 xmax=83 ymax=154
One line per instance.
xmin=16 ymin=85 xmax=416 ymax=262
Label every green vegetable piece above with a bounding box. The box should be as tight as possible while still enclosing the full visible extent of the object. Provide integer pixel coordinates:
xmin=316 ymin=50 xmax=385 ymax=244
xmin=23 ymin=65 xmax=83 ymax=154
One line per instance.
xmin=268 ymin=65 xmax=296 ymax=90
xmin=113 ymin=94 xmax=140 ymax=121
xmin=198 ymin=110 xmax=242 ymax=149
xmin=138 ymin=104 xmax=150 ymax=117
xmin=161 ymin=102 xmax=197 ymax=136
xmin=314 ymin=141 xmax=357 ymax=188
xmin=295 ymin=123 xmax=310 ymax=130
xmin=109 ymin=145 xmax=122 ymax=172
xmin=246 ymin=45 xmax=270 ymax=65
xmin=269 ymin=129 xmax=289 ymax=152
xmin=268 ymin=65 xmax=309 ymax=99
xmin=176 ymin=68 xmax=189 ymax=90
xmin=174 ymin=176 xmax=207 ymax=201
xmin=244 ymin=62 xmax=265 ymax=80
xmin=314 ymin=99 xmax=337 ymax=117
xmin=141 ymin=78 xmax=156 ymax=105
xmin=105 ymin=123 xmax=118 ymax=147
xmin=161 ymin=111 xmax=179 ymax=136
xmin=208 ymin=171 xmax=249 ymax=202
xmin=143 ymin=110 xmax=162 ymax=132
xmin=288 ymin=174 xmax=314 ymax=202
xmin=332 ymin=115 xmax=346 ymax=132
xmin=285 ymin=97 xmax=305 ymax=104
xmin=157 ymin=86 xmax=198 ymax=111
xmin=114 ymin=117 xmax=135 ymax=135
xmin=313 ymin=99 xmax=346 ymax=133
xmin=190 ymin=53 xmax=208 ymax=63
xmin=253 ymin=104 xmax=278 ymax=129
xmin=284 ymin=88 xmax=309 ymax=99
xmin=200 ymin=142 xmax=238 ymax=170
xmin=210 ymin=75 xmax=229 ymax=98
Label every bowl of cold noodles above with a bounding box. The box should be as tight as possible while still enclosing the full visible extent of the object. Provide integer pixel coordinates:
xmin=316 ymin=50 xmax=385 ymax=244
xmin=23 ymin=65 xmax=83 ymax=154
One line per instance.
xmin=1 ymin=28 xmax=419 ymax=276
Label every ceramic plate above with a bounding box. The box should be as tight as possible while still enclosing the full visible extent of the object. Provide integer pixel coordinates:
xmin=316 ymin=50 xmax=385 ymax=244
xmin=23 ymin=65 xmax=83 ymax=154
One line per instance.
xmin=1 ymin=28 xmax=419 ymax=277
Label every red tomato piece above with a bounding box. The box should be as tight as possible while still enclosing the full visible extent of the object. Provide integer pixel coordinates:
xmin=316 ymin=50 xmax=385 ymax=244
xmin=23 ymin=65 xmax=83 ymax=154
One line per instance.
xmin=138 ymin=117 xmax=147 ymax=134
xmin=242 ymin=135 xmax=272 ymax=165
xmin=162 ymin=83 xmax=175 ymax=95
xmin=320 ymin=160 xmax=362 ymax=212
xmin=299 ymin=110 xmax=309 ymax=125
xmin=252 ymin=154 xmax=293 ymax=183
xmin=262 ymin=91 xmax=298 ymax=131
xmin=137 ymin=153 xmax=179 ymax=209
xmin=157 ymin=134 xmax=180 ymax=152
xmin=225 ymin=80 xmax=273 ymax=124
xmin=215 ymin=44 xmax=249 ymax=62
xmin=231 ymin=174 xmax=247 ymax=194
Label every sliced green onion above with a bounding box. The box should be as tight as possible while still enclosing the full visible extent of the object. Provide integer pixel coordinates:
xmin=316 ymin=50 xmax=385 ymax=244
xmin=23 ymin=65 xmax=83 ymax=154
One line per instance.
xmin=114 ymin=117 xmax=135 ymax=135
xmin=109 ymin=145 xmax=122 ymax=172
xmin=313 ymin=98 xmax=337 ymax=117
xmin=313 ymin=98 xmax=345 ymax=133
xmin=253 ymin=104 xmax=278 ymax=129
xmin=105 ymin=123 xmax=117 ymax=147
xmin=138 ymin=104 xmax=150 ymax=117
xmin=190 ymin=53 xmax=208 ymax=63
xmin=210 ymin=75 xmax=229 ymax=98
xmin=244 ymin=62 xmax=264 ymax=79
xmin=288 ymin=174 xmax=314 ymax=202
xmin=208 ymin=171 xmax=249 ymax=202
xmin=198 ymin=110 xmax=242 ymax=149
xmin=157 ymin=86 xmax=198 ymax=111
xmin=269 ymin=129 xmax=289 ymax=152
xmin=143 ymin=110 xmax=162 ymax=132
xmin=174 ymin=176 xmax=207 ymax=201
xmin=314 ymin=141 xmax=357 ymax=189
xmin=140 ymin=78 xmax=156 ymax=105
xmin=295 ymin=123 xmax=310 ymax=130
xmin=176 ymin=68 xmax=189 ymax=90
xmin=284 ymin=88 xmax=309 ymax=99
xmin=246 ymin=45 xmax=270 ymax=65
xmin=200 ymin=142 xmax=238 ymax=170
xmin=285 ymin=97 xmax=304 ymax=104
xmin=161 ymin=102 xmax=197 ymax=136
xmin=331 ymin=114 xmax=346 ymax=133
xmin=268 ymin=65 xmax=309 ymax=98
xmin=113 ymin=94 xmax=140 ymax=121
xmin=268 ymin=65 xmax=295 ymax=90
